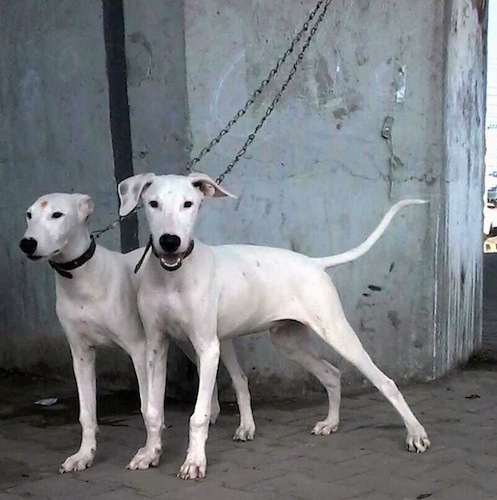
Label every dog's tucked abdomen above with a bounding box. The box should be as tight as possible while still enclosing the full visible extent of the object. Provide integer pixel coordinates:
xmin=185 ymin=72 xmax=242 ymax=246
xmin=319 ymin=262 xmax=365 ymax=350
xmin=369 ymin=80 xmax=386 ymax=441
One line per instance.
xmin=214 ymin=244 xmax=333 ymax=339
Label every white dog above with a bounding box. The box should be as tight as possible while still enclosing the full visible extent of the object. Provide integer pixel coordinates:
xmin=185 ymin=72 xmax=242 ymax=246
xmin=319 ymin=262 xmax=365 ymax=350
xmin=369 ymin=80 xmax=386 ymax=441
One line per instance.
xmin=18 ymin=192 xmax=256 ymax=472
xmin=117 ymin=172 xmax=431 ymax=480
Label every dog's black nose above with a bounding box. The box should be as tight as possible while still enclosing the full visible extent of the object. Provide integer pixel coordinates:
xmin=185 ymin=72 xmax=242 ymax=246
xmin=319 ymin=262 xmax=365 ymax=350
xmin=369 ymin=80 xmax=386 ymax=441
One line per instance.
xmin=19 ymin=237 xmax=38 ymax=255
xmin=159 ymin=234 xmax=181 ymax=253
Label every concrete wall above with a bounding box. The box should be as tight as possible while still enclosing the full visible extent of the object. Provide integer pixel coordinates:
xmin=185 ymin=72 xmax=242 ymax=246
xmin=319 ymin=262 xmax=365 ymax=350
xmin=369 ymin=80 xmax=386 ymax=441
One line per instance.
xmin=434 ymin=0 xmax=487 ymax=376
xmin=0 ymin=0 xmax=487 ymax=400
xmin=124 ymin=0 xmax=189 ymax=177
xmin=0 ymin=0 xmax=121 ymax=378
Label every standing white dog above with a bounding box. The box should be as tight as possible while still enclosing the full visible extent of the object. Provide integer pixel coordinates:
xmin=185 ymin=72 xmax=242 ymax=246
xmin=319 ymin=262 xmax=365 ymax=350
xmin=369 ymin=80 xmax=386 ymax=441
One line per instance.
xmin=117 ymin=172 xmax=431 ymax=480
xmin=19 ymin=192 xmax=256 ymax=472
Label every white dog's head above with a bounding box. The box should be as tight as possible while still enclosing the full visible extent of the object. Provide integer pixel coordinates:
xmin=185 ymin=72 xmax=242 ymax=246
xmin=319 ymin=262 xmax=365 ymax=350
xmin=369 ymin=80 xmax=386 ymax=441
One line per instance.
xmin=19 ymin=193 xmax=94 ymax=261
xmin=118 ymin=173 xmax=235 ymax=269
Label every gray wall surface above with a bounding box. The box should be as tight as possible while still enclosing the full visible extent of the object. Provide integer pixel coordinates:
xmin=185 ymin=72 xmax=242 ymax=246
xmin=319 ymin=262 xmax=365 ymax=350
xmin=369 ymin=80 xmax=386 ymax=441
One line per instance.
xmin=0 ymin=0 xmax=486 ymax=400
xmin=124 ymin=0 xmax=189 ymax=177
xmin=0 ymin=0 xmax=120 ymax=378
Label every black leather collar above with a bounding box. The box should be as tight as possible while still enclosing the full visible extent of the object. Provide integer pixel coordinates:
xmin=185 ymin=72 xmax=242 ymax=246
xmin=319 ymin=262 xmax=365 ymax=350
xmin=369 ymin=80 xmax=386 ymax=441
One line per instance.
xmin=49 ymin=238 xmax=97 ymax=279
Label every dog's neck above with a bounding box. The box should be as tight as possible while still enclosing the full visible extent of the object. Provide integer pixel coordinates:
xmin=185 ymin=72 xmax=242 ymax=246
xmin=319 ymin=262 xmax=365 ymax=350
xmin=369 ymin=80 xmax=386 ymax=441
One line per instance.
xmin=50 ymin=227 xmax=94 ymax=265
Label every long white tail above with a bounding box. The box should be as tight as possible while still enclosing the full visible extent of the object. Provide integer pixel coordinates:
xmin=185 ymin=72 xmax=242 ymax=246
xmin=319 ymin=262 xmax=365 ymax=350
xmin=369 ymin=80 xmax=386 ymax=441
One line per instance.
xmin=314 ymin=199 xmax=428 ymax=269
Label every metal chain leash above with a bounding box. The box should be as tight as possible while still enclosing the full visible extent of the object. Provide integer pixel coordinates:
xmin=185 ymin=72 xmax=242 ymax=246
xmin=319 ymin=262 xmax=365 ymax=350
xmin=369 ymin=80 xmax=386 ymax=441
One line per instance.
xmin=92 ymin=0 xmax=333 ymax=238
xmin=215 ymin=0 xmax=332 ymax=184
xmin=186 ymin=0 xmax=333 ymax=183
xmin=91 ymin=208 xmax=140 ymax=239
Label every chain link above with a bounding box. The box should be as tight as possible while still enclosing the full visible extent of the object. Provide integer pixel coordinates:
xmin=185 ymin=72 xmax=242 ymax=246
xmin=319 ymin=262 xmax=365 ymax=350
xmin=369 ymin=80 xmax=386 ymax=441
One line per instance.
xmin=91 ymin=208 xmax=140 ymax=239
xmin=185 ymin=0 xmax=332 ymax=183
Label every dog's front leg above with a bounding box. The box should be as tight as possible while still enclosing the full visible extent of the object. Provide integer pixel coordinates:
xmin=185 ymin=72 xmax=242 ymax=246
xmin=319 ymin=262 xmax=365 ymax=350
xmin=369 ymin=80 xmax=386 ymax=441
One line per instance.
xmin=127 ymin=332 xmax=169 ymax=470
xmin=178 ymin=335 xmax=220 ymax=480
xmin=60 ymin=341 xmax=97 ymax=473
xmin=176 ymin=340 xmax=221 ymax=424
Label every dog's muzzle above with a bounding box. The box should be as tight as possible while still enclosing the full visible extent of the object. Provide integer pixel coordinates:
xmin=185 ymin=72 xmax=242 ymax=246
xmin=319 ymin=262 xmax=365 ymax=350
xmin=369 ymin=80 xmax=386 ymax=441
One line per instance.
xmin=152 ymin=239 xmax=195 ymax=272
xmin=134 ymin=236 xmax=194 ymax=273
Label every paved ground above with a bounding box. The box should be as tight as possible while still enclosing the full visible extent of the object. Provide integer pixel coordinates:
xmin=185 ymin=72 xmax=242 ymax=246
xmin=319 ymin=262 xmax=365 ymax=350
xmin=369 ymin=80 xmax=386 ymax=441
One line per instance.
xmin=1 ymin=364 xmax=496 ymax=500
xmin=0 ymin=257 xmax=496 ymax=500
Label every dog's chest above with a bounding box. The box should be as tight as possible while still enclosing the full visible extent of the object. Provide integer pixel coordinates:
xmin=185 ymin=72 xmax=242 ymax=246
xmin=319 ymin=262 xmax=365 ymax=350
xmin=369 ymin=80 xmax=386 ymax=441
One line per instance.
xmin=139 ymin=286 xmax=194 ymax=342
xmin=56 ymin=290 xmax=132 ymax=346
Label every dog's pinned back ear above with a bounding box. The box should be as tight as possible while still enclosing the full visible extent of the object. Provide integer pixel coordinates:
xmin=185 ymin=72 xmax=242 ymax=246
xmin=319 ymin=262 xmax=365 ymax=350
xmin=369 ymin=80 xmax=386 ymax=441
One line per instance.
xmin=118 ymin=173 xmax=156 ymax=217
xmin=75 ymin=194 xmax=94 ymax=221
xmin=188 ymin=172 xmax=237 ymax=198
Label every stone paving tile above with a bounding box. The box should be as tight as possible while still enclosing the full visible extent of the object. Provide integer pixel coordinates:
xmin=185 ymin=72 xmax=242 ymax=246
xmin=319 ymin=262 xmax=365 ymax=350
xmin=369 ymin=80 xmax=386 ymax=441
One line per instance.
xmin=338 ymin=472 xmax=445 ymax=500
xmin=164 ymin=482 xmax=279 ymax=500
xmin=429 ymin=483 xmax=497 ymax=500
xmin=116 ymin=469 xmax=192 ymax=496
xmin=95 ymin=489 xmax=150 ymax=500
xmin=4 ymin=474 xmax=123 ymax=499
xmin=239 ymin=471 xmax=375 ymax=499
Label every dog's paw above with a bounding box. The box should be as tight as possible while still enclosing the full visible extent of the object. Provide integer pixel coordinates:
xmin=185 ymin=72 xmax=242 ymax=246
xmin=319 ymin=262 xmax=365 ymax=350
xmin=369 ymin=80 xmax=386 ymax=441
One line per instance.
xmin=311 ymin=419 xmax=339 ymax=436
xmin=406 ymin=432 xmax=431 ymax=453
xmin=126 ymin=446 xmax=162 ymax=470
xmin=59 ymin=449 xmax=95 ymax=473
xmin=178 ymin=453 xmax=206 ymax=480
xmin=233 ymin=423 xmax=255 ymax=441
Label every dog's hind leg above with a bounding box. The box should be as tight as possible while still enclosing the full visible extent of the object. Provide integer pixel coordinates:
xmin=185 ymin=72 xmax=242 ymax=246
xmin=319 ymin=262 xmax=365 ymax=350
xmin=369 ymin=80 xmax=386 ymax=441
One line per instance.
xmin=60 ymin=340 xmax=98 ymax=473
xmin=129 ymin=341 xmax=150 ymax=447
xmin=306 ymin=292 xmax=430 ymax=452
xmin=270 ymin=322 xmax=341 ymax=435
xmin=177 ymin=338 xmax=254 ymax=436
xmin=128 ymin=341 xmax=148 ymax=412
xmin=220 ymin=340 xmax=255 ymax=441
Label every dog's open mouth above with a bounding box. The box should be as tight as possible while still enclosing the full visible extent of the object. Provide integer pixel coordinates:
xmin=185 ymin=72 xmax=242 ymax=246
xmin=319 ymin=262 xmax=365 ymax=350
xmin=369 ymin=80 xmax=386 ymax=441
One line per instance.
xmin=147 ymin=240 xmax=194 ymax=273
xmin=159 ymin=254 xmax=183 ymax=271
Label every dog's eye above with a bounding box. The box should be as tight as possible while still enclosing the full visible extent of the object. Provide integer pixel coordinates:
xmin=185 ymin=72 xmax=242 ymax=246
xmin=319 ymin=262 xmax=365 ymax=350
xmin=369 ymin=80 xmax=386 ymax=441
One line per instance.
xmin=52 ymin=212 xmax=64 ymax=219
xmin=149 ymin=200 xmax=159 ymax=208
xmin=26 ymin=212 xmax=32 ymax=220
xmin=184 ymin=201 xmax=193 ymax=208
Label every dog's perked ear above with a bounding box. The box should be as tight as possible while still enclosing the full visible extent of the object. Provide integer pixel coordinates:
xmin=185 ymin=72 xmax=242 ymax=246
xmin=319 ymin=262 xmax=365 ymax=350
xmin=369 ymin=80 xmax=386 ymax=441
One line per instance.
xmin=75 ymin=194 xmax=94 ymax=221
xmin=188 ymin=172 xmax=237 ymax=198
xmin=118 ymin=173 xmax=156 ymax=216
